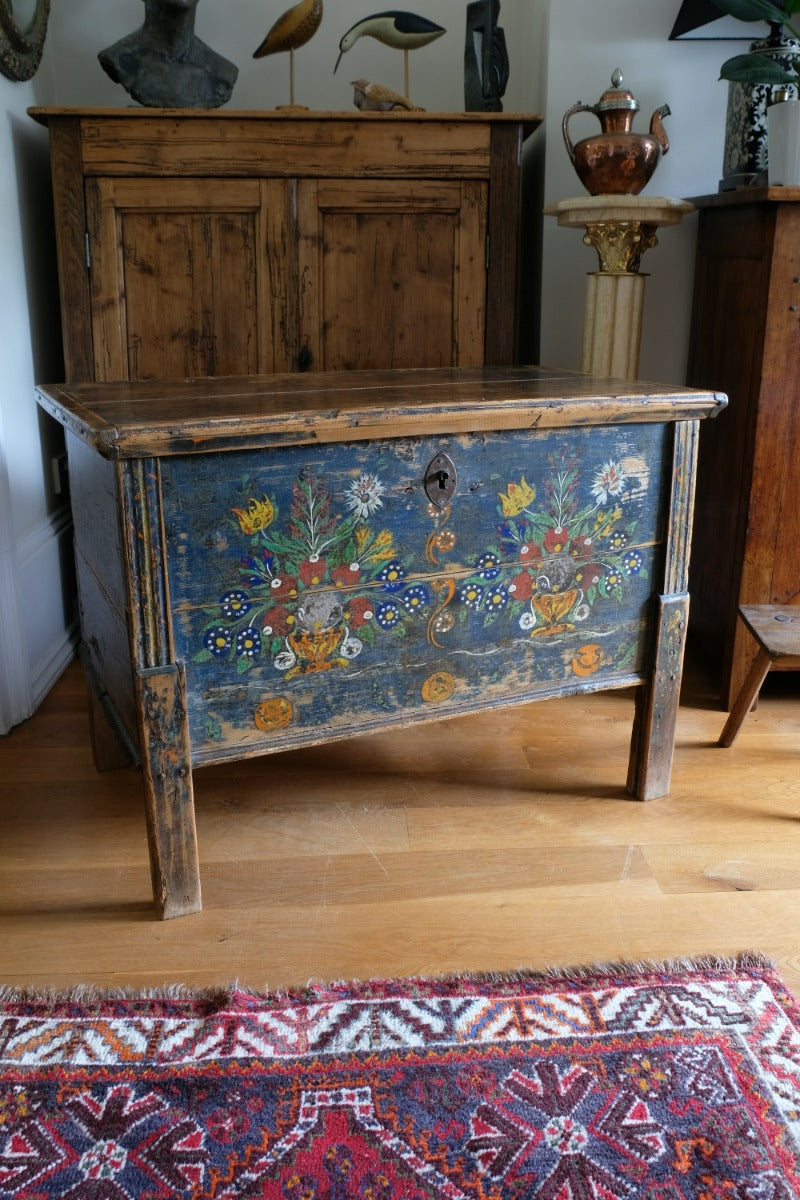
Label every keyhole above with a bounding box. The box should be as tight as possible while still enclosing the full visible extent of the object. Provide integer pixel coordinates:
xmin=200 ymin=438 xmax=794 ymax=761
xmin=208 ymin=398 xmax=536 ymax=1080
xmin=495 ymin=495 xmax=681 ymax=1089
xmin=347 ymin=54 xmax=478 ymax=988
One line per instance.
xmin=424 ymin=451 xmax=457 ymax=508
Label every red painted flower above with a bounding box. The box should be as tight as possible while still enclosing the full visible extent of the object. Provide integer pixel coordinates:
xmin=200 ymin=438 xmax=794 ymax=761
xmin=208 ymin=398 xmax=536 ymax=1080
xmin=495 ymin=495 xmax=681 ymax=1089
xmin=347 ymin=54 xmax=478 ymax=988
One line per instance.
xmin=299 ymin=557 xmax=327 ymax=587
xmin=509 ymin=570 xmax=534 ymax=601
xmin=544 ymin=526 xmax=569 ymax=554
xmin=331 ymin=562 xmax=361 ymax=588
xmin=269 ymin=574 xmax=298 ymax=601
xmin=262 ymin=605 xmax=292 ymax=637
xmin=574 ymin=561 xmax=603 ymax=588
xmin=345 ymin=595 xmax=374 ymax=629
xmin=569 ymin=534 xmax=594 ymax=558
xmin=519 ymin=541 xmax=542 ymax=563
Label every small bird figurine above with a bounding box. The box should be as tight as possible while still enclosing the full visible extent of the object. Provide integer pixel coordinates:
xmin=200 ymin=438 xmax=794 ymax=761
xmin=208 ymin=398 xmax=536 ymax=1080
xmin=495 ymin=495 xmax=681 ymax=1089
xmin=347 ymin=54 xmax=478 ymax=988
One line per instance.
xmin=351 ymin=79 xmax=424 ymax=111
xmin=334 ymin=10 xmax=446 ymax=98
xmin=253 ymin=0 xmax=323 ymax=107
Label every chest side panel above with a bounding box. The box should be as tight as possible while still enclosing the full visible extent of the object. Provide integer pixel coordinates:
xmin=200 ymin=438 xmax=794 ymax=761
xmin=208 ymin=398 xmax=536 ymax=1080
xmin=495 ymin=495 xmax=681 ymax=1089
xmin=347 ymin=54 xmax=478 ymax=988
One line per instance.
xmin=160 ymin=424 xmax=672 ymax=762
xmin=66 ymin=432 xmax=137 ymax=741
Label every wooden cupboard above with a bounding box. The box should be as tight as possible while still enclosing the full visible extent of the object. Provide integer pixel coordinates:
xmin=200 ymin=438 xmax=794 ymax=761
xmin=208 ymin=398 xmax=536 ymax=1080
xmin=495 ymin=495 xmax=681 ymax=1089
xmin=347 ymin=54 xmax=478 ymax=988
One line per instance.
xmin=31 ymin=109 xmax=540 ymax=382
xmin=685 ymin=188 xmax=800 ymax=708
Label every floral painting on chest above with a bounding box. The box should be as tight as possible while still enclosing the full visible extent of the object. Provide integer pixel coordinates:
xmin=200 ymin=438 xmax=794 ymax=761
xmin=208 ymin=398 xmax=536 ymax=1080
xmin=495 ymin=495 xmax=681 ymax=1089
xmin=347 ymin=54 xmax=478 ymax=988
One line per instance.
xmin=161 ymin=423 xmax=671 ymax=756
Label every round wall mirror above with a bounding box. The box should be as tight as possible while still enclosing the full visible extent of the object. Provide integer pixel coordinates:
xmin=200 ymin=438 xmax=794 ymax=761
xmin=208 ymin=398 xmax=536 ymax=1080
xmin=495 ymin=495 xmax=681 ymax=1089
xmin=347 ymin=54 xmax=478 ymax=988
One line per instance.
xmin=0 ymin=0 xmax=51 ymax=81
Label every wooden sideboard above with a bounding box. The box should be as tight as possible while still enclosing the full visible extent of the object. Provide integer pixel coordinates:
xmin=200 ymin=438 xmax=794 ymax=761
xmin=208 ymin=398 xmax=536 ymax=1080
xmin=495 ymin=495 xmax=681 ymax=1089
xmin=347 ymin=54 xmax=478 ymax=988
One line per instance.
xmin=36 ymin=366 xmax=724 ymax=918
xmin=685 ymin=188 xmax=800 ymax=708
xmin=31 ymin=108 xmax=539 ymax=382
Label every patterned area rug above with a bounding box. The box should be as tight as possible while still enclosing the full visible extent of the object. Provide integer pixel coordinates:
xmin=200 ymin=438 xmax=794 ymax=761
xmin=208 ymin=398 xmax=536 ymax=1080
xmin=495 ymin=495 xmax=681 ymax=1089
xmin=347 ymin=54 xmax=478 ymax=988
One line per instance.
xmin=1 ymin=955 xmax=799 ymax=1198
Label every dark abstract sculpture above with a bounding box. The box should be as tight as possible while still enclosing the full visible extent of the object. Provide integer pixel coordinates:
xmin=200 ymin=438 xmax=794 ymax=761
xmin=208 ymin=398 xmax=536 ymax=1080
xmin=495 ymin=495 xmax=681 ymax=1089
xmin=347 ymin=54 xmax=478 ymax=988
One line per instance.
xmin=99 ymin=0 xmax=238 ymax=109
xmin=464 ymin=0 xmax=508 ymax=113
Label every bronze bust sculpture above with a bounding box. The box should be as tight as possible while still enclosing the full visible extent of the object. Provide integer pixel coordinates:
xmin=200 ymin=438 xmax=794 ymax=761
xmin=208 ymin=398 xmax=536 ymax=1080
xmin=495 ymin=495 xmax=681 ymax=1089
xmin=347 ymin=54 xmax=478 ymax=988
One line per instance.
xmin=99 ymin=0 xmax=238 ymax=108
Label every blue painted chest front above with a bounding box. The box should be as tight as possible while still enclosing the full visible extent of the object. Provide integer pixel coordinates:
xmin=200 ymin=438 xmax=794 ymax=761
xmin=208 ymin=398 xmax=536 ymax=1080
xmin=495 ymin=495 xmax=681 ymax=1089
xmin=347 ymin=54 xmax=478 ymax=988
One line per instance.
xmin=161 ymin=423 xmax=671 ymax=760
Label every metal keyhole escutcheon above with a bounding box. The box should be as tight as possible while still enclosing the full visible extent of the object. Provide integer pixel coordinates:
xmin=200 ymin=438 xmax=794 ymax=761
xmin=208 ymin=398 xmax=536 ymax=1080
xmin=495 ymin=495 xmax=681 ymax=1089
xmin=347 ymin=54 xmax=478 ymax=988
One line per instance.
xmin=424 ymin=452 xmax=457 ymax=508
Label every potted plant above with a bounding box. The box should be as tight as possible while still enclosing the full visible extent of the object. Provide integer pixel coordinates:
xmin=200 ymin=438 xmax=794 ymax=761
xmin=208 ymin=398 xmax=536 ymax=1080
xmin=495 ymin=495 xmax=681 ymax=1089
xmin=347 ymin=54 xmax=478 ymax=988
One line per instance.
xmin=711 ymin=0 xmax=800 ymax=184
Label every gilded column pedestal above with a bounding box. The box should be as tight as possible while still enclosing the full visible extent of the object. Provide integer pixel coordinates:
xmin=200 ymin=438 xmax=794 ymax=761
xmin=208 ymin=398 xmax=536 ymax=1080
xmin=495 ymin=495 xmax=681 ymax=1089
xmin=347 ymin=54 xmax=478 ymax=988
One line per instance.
xmin=545 ymin=195 xmax=693 ymax=380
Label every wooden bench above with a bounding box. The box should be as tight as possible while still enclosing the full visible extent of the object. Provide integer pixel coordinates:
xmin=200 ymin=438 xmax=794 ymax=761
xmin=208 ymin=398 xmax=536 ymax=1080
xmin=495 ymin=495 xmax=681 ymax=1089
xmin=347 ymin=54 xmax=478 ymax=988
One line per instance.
xmin=719 ymin=605 xmax=800 ymax=747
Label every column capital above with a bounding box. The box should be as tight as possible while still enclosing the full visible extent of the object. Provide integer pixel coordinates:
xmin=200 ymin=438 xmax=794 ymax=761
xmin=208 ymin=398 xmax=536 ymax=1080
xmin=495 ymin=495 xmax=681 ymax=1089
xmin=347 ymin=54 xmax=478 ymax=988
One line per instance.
xmin=544 ymin=196 xmax=694 ymax=274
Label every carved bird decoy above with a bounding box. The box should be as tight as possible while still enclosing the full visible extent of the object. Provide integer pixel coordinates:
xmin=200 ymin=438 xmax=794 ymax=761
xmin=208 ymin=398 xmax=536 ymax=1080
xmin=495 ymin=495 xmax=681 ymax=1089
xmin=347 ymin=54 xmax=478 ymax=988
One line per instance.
xmin=253 ymin=0 xmax=323 ymax=57
xmin=334 ymin=10 xmax=445 ymax=99
xmin=334 ymin=10 xmax=445 ymax=72
xmin=253 ymin=0 xmax=323 ymax=106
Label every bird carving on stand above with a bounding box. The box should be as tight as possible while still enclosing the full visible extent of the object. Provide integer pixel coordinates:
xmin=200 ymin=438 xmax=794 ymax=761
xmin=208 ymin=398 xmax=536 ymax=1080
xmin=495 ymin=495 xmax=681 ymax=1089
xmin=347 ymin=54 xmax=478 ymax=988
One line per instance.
xmin=334 ymin=10 xmax=446 ymax=99
xmin=253 ymin=0 xmax=323 ymax=108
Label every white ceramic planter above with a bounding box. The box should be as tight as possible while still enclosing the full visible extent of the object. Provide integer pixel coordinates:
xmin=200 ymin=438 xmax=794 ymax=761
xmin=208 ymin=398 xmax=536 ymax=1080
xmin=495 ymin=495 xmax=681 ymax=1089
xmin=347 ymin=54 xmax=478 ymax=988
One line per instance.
xmin=768 ymin=99 xmax=800 ymax=185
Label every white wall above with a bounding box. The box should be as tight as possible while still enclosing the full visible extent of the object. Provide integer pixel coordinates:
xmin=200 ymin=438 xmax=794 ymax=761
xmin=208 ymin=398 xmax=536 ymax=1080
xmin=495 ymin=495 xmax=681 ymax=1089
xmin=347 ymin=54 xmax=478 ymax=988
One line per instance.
xmin=49 ymin=0 xmax=536 ymax=113
xmin=0 ymin=0 xmax=748 ymax=727
xmin=0 ymin=57 xmax=78 ymax=733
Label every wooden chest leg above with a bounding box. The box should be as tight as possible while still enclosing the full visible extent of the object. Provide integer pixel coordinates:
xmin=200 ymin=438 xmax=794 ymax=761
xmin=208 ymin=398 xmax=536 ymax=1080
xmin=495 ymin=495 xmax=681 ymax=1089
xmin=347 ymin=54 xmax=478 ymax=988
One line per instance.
xmin=135 ymin=664 xmax=202 ymax=919
xmin=627 ymin=593 xmax=689 ymax=801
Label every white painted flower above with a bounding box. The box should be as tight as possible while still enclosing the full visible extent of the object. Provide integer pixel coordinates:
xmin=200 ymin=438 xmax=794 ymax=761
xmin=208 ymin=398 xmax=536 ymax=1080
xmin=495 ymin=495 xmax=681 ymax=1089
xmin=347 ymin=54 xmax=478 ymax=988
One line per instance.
xmin=345 ymin=473 xmax=386 ymax=518
xmin=341 ymin=634 xmax=363 ymax=659
xmin=591 ymin=460 xmax=627 ymax=505
xmin=274 ymin=646 xmax=297 ymax=671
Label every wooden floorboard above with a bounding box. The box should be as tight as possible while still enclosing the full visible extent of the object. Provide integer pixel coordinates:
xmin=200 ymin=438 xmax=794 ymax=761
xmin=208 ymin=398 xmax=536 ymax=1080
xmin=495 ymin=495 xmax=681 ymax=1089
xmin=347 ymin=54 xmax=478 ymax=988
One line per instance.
xmin=1 ymin=650 xmax=799 ymax=997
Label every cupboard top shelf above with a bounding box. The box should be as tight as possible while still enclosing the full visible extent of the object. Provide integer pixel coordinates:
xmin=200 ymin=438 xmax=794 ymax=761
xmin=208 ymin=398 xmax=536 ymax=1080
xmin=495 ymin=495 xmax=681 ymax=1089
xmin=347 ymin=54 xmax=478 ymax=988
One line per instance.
xmin=36 ymin=365 xmax=726 ymax=459
xmin=30 ymin=107 xmax=540 ymax=134
xmin=30 ymin=108 xmax=541 ymax=177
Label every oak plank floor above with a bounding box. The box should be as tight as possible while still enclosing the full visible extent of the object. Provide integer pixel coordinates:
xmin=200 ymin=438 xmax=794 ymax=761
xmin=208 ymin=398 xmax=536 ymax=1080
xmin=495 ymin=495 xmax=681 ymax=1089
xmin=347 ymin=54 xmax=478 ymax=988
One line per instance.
xmin=1 ymin=651 xmax=799 ymax=998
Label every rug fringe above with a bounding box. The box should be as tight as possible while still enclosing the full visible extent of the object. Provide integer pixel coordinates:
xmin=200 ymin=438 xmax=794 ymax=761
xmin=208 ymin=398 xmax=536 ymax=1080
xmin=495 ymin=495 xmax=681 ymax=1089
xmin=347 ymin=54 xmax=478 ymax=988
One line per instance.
xmin=0 ymin=951 xmax=776 ymax=1006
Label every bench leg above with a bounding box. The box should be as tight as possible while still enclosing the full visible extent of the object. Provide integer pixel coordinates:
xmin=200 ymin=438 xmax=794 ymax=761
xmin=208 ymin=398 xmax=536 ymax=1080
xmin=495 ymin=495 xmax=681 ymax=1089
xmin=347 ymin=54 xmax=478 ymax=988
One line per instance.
xmin=136 ymin=663 xmax=202 ymax=919
xmin=718 ymin=647 xmax=772 ymax=748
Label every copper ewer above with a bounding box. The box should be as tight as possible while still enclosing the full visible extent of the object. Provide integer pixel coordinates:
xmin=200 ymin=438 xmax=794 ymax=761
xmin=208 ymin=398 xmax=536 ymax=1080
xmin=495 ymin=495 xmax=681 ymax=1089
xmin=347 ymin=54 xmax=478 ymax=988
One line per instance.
xmin=563 ymin=69 xmax=670 ymax=195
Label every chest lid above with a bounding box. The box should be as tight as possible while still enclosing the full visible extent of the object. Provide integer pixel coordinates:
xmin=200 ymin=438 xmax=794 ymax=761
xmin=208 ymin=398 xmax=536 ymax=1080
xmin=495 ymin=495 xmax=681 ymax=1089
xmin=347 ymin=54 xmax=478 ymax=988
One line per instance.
xmin=35 ymin=365 xmax=726 ymax=460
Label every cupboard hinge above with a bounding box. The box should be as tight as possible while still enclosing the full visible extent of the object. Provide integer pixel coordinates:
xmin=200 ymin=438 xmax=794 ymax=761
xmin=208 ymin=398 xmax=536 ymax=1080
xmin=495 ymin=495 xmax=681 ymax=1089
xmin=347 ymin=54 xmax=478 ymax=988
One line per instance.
xmin=84 ymin=231 xmax=91 ymax=271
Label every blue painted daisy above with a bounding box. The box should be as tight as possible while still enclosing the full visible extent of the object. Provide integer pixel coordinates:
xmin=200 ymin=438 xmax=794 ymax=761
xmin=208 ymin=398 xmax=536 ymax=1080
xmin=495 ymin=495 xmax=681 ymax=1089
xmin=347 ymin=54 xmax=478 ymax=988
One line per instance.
xmin=220 ymin=590 xmax=252 ymax=619
xmin=378 ymin=560 xmax=406 ymax=592
xmin=235 ymin=627 xmax=262 ymax=658
xmin=375 ymin=600 xmax=402 ymax=629
xmin=204 ymin=625 xmax=232 ymax=657
xmin=401 ymin=585 xmax=430 ymax=614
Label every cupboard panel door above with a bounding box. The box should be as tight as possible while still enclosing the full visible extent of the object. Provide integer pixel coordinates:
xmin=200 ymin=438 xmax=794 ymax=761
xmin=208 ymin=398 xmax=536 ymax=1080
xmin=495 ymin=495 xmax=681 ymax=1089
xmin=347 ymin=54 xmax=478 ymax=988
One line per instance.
xmin=85 ymin=178 xmax=295 ymax=381
xmin=298 ymin=179 xmax=487 ymax=372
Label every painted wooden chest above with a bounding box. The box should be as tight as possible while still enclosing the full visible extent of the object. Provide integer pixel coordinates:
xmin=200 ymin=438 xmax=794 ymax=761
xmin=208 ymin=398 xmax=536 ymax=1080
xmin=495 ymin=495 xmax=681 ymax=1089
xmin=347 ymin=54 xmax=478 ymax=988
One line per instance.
xmin=36 ymin=366 xmax=726 ymax=918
